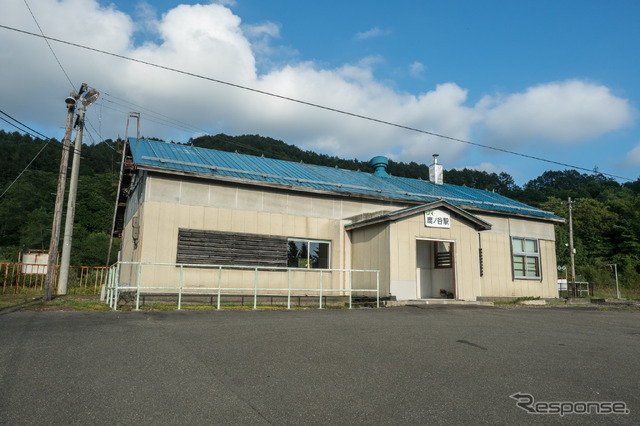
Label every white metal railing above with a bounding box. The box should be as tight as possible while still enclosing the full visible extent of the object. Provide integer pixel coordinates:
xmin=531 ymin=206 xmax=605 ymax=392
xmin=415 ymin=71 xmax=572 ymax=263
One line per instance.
xmin=558 ymin=280 xmax=590 ymax=296
xmin=105 ymin=261 xmax=379 ymax=311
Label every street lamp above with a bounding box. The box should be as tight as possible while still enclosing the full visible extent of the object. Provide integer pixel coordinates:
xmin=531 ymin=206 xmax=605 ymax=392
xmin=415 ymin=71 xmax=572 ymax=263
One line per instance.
xmin=57 ymin=87 xmax=99 ymax=295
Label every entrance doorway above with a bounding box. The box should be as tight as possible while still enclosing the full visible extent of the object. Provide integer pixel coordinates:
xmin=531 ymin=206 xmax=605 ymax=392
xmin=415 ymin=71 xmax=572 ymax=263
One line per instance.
xmin=416 ymin=239 xmax=456 ymax=299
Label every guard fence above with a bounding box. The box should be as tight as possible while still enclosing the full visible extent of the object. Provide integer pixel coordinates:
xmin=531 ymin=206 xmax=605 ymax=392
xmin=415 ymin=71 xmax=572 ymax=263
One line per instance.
xmin=105 ymin=261 xmax=380 ymax=310
xmin=1 ymin=262 xmax=109 ymax=295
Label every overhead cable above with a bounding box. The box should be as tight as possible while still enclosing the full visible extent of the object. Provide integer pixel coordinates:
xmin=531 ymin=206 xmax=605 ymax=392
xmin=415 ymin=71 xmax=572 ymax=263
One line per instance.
xmin=22 ymin=0 xmax=75 ymax=89
xmin=0 ymin=24 xmax=632 ymax=181
xmin=0 ymin=109 xmax=52 ymax=200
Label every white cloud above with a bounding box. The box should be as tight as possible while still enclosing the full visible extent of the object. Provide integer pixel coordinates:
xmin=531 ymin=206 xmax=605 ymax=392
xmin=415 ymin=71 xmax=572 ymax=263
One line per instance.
xmin=243 ymin=22 xmax=280 ymax=39
xmin=454 ymin=163 xmax=499 ymax=174
xmin=213 ymin=0 xmax=237 ymax=6
xmin=481 ymin=80 xmax=636 ymax=146
xmin=0 ymin=0 xmax=636 ymax=173
xmin=621 ymin=142 xmax=640 ymax=168
xmin=409 ymin=61 xmax=426 ymax=79
xmin=354 ymin=27 xmax=389 ymax=40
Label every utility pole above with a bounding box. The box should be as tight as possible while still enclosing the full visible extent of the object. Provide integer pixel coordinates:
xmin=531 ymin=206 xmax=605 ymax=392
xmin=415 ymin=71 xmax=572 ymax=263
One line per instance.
xmin=565 ymin=197 xmax=577 ymax=297
xmin=57 ymin=87 xmax=99 ymax=295
xmin=43 ymin=90 xmax=79 ymax=301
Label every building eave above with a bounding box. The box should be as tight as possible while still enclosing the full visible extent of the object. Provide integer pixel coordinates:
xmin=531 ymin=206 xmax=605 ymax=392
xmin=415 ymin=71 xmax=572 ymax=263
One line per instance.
xmin=345 ymin=200 xmax=493 ymax=231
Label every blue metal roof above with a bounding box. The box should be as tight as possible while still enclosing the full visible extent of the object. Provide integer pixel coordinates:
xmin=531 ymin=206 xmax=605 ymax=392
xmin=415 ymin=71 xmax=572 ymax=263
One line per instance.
xmin=129 ymin=137 xmax=562 ymax=221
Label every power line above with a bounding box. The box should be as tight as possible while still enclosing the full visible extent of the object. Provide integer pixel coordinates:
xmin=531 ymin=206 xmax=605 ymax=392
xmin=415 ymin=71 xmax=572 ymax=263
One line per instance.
xmin=22 ymin=0 xmax=74 ymax=89
xmin=99 ymin=98 xmax=197 ymax=133
xmin=0 ymin=139 xmax=50 ymax=200
xmin=101 ymin=92 xmax=206 ymax=134
xmin=0 ymin=112 xmax=51 ymax=200
xmin=0 ymin=109 xmax=50 ymax=140
xmin=0 ymin=108 xmax=122 ymax=202
xmin=0 ymin=24 xmax=633 ymax=181
xmin=97 ymin=97 xmax=269 ymax=155
xmin=0 ymin=114 xmax=42 ymax=138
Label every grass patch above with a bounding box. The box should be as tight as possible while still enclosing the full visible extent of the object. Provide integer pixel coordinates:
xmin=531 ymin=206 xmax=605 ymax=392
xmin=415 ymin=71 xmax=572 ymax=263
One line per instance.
xmin=592 ymin=286 xmax=640 ymax=300
xmin=2 ymin=292 xmax=353 ymax=312
xmin=0 ymin=294 xmax=111 ymax=311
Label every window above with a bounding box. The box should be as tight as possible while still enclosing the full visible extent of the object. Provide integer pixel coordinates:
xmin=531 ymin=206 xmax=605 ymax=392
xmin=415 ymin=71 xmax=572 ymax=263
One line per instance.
xmin=434 ymin=241 xmax=453 ymax=269
xmin=287 ymin=239 xmax=330 ymax=269
xmin=512 ymin=237 xmax=540 ymax=279
xmin=177 ymin=229 xmax=331 ymax=269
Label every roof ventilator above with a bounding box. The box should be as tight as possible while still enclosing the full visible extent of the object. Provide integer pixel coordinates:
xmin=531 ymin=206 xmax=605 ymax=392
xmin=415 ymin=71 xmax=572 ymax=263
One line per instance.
xmin=429 ymin=154 xmax=443 ymax=185
xmin=370 ymin=156 xmax=389 ymax=177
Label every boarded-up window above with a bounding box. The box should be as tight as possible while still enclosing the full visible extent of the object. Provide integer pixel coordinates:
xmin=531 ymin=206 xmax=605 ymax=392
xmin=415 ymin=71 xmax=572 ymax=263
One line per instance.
xmin=434 ymin=242 xmax=453 ymax=269
xmin=177 ymin=229 xmax=288 ymax=267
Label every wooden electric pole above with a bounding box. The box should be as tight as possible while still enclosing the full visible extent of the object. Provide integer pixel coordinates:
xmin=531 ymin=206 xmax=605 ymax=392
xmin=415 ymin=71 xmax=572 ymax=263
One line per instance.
xmin=57 ymin=86 xmax=99 ymax=295
xmin=43 ymin=90 xmax=78 ymax=301
xmin=567 ymin=197 xmax=577 ymax=297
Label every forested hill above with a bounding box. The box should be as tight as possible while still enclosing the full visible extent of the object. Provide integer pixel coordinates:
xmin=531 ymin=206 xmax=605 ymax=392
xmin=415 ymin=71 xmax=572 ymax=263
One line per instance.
xmin=190 ymin=134 xmax=520 ymax=194
xmin=2 ymin=130 xmax=640 ymax=289
xmin=0 ymin=131 xmax=120 ymax=266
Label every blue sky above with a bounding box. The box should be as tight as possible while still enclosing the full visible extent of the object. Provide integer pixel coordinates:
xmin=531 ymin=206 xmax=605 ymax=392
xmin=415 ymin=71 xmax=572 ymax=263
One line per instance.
xmin=1 ymin=0 xmax=639 ymax=185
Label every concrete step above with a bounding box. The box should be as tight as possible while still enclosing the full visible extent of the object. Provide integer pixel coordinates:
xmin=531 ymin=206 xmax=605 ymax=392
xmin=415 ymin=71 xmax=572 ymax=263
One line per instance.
xmin=386 ymin=299 xmax=494 ymax=307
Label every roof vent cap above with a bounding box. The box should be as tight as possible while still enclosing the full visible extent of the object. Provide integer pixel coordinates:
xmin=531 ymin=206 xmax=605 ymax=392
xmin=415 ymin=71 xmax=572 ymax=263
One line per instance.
xmin=370 ymin=156 xmax=389 ymax=177
xmin=429 ymin=154 xmax=443 ymax=185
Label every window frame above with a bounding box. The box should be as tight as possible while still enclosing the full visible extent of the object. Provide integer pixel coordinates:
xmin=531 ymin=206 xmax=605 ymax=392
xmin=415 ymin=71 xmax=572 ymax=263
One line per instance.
xmin=287 ymin=238 xmax=331 ymax=270
xmin=511 ymin=237 xmax=541 ymax=280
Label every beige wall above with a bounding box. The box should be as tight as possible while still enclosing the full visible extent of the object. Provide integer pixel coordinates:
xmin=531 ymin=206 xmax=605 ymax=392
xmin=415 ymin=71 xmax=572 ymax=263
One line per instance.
xmin=389 ymin=213 xmax=482 ymax=301
xmin=476 ymin=214 xmax=558 ymax=298
xmin=119 ymin=173 xmax=146 ymax=286
xmin=146 ymin=174 xmax=406 ymax=221
xmin=125 ymin=174 xmax=400 ymax=293
xmin=349 ymin=222 xmax=389 ymax=295
xmin=349 ymin=210 xmax=559 ymax=301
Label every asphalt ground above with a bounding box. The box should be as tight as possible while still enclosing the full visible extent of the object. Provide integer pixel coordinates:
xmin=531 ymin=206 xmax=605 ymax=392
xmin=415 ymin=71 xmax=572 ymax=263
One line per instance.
xmin=0 ymin=305 xmax=638 ymax=425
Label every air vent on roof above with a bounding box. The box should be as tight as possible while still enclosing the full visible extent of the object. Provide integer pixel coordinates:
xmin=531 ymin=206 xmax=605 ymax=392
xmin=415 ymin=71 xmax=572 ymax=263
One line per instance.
xmin=370 ymin=156 xmax=389 ymax=177
xmin=429 ymin=154 xmax=443 ymax=185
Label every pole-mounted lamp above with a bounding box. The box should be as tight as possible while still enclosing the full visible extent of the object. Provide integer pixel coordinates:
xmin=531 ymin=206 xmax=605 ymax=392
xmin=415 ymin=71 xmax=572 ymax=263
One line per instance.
xmin=57 ymin=87 xmax=99 ymax=295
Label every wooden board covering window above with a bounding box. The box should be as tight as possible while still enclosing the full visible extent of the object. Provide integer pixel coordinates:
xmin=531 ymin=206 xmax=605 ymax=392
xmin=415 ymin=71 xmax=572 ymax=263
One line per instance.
xmin=434 ymin=241 xmax=453 ymax=269
xmin=177 ymin=228 xmax=288 ymax=267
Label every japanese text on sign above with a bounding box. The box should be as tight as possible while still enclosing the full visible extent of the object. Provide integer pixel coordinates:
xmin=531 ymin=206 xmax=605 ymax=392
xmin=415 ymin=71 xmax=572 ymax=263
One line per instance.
xmin=425 ymin=209 xmax=451 ymax=228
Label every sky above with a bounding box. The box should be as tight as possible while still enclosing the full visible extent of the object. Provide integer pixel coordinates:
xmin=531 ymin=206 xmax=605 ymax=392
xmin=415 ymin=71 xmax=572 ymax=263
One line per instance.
xmin=1 ymin=0 xmax=639 ymax=185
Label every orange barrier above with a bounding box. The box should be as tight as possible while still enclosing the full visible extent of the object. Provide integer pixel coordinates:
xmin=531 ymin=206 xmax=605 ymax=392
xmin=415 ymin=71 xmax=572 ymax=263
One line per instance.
xmin=0 ymin=262 xmax=109 ymax=295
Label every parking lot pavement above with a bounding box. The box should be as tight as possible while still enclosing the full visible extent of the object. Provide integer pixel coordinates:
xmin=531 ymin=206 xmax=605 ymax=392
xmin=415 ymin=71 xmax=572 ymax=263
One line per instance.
xmin=1 ymin=305 xmax=638 ymax=425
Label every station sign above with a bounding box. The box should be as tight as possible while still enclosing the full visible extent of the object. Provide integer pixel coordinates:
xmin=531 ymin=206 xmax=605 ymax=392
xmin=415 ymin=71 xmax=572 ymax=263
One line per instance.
xmin=425 ymin=209 xmax=450 ymax=228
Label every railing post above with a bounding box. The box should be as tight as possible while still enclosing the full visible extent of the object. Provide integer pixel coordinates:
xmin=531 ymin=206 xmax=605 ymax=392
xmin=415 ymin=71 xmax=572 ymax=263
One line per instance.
xmin=287 ymin=269 xmax=291 ymax=310
xmin=376 ymin=271 xmax=380 ymax=308
xmin=253 ymin=267 xmax=258 ymax=310
xmin=217 ymin=266 xmax=222 ymax=310
xmin=107 ymin=266 xmax=113 ymax=308
xmin=135 ymin=262 xmax=142 ymax=311
xmin=319 ymin=270 xmax=323 ymax=309
xmin=178 ymin=264 xmax=183 ymax=310
xmin=349 ymin=270 xmax=352 ymax=309
xmin=113 ymin=262 xmax=121 ymax=311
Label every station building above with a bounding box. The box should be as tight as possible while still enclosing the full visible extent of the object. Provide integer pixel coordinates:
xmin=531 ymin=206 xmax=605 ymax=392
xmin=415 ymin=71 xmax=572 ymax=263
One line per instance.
xmin=114 ymin=137 xmax=563 ymax=301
